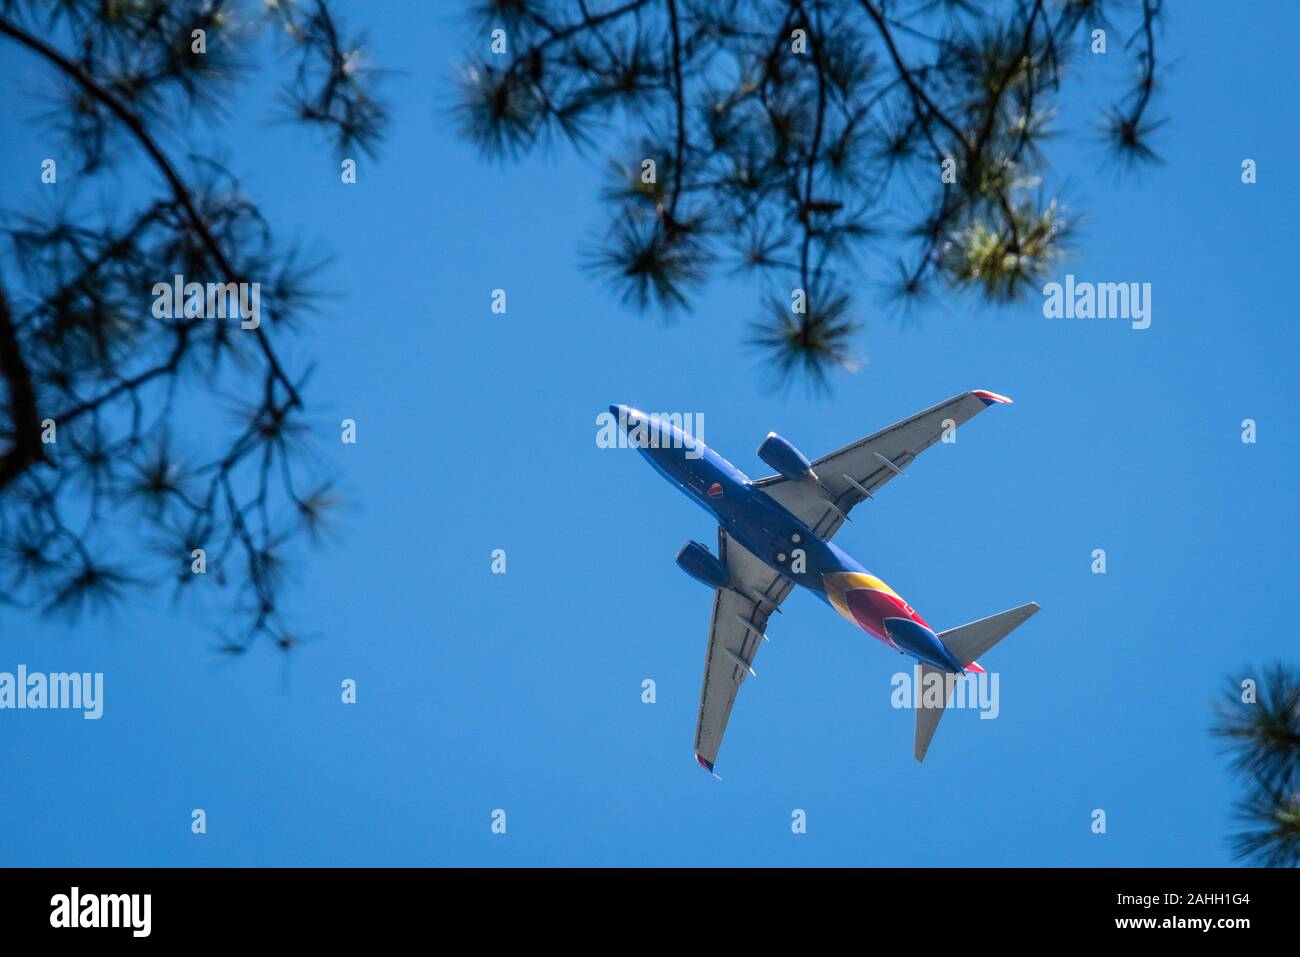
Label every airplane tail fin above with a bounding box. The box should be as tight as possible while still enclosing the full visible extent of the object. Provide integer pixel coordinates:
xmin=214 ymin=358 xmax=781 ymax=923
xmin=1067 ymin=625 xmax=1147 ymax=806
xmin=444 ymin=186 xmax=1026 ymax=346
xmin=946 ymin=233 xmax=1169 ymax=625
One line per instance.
xmin=913 ymin=602 xmax=1040 ymax=762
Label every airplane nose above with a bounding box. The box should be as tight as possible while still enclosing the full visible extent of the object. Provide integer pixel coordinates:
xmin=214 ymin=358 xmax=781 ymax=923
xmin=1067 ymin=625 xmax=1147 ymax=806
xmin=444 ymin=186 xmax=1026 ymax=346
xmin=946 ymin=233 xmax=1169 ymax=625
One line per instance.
xmin=610 ymin=404 xmax=645 ymax=435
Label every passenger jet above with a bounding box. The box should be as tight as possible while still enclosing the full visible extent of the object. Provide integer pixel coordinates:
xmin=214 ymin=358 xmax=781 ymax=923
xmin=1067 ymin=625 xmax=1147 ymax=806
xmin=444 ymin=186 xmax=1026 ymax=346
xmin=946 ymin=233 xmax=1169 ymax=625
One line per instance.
xmin=612 ymin=391 xmax=1039 ymax=775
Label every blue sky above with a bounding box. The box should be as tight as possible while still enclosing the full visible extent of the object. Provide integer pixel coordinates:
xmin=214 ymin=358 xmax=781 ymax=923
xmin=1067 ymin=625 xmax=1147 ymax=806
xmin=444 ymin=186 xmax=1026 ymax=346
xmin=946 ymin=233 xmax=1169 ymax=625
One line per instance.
xmin=1 ymin=2 xmax=1296 ymax=866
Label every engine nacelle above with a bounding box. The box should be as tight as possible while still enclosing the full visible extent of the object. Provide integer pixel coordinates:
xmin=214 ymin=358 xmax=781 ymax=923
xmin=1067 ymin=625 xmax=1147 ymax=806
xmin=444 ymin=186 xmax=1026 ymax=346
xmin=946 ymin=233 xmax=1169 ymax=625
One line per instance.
xmin=757 ymin=432 xmax=815 ymax=482
xmin=676 ymin=541 xmax=729 ymax=590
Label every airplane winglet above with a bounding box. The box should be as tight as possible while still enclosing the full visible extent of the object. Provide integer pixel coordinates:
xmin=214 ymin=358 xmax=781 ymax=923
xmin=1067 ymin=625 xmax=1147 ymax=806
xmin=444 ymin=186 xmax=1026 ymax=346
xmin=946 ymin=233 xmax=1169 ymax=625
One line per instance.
xmin=971 ymin=389 xmax=1013 ymax=406
xmin=695 ymin=753 xmax=723 ymax=781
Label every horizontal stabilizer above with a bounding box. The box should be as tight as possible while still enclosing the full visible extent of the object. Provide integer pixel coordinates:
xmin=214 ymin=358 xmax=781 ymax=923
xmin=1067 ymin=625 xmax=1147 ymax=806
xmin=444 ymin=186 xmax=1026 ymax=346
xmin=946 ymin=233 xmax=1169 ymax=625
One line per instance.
xmin=914 ymin=663 xmax=949 ymax=762
xmin=914 ymin=602 xmax=1040 ymax=762
xmin=938 ymin=602 xmax=1040 ymax=667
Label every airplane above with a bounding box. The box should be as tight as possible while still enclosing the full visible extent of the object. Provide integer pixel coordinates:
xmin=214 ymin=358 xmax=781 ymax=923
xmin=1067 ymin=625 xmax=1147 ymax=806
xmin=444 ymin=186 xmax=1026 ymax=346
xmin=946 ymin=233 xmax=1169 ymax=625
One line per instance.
xmin=611 ymin=391 xmax=1039 ymax=776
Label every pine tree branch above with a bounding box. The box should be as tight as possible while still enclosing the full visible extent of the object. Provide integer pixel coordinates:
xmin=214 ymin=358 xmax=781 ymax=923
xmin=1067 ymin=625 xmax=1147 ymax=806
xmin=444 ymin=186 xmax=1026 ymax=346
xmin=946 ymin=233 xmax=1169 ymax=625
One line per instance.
xmin=0 ymin=15 xmax=302 ymax=408
xmin=859 ymin=0 xmax=967 ymax=151
xmin=0 ymin=287 xmax=48 ymax=490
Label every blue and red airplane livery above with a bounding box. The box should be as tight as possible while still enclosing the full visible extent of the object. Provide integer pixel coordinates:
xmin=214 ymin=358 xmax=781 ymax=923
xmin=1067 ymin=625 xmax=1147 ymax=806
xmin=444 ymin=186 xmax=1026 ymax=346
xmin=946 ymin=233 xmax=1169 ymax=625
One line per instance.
xmin=612 ymin=391 xmax=1039 ymax=775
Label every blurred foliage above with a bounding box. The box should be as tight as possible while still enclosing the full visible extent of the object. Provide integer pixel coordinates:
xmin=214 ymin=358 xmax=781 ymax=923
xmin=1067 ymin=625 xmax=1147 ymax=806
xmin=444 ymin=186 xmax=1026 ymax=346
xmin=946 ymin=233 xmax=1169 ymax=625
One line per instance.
xmin=453 ymin=0 xmax=1165 ymax=391
xmin=1213 ymin=664 xmax=1300 ymax=867
xmin=0 ymin=0 xmax=387 ymax=648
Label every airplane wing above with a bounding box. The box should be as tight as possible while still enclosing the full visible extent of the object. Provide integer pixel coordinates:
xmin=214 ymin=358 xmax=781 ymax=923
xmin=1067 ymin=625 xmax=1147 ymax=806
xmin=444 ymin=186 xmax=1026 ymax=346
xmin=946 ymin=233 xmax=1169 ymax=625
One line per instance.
xmin=694 ymin=527 xmax=794 ymax=776
xmin=752 ymin=390 xmax=1012 ymax=541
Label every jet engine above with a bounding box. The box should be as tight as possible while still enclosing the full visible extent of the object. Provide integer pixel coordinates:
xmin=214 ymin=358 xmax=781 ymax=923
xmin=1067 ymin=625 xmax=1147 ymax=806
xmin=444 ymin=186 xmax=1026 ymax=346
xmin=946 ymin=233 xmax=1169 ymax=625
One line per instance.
xmin=757 ymin=432 xmax=815 ymax=482
xmin=675 ymin=541 xmax=729 ymax=590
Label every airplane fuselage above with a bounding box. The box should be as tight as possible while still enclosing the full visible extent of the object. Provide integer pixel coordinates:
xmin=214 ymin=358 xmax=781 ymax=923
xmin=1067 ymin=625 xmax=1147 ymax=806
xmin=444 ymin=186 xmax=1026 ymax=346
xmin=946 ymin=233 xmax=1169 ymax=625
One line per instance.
xmin=616 ymin=406 xmax=965 ymax=673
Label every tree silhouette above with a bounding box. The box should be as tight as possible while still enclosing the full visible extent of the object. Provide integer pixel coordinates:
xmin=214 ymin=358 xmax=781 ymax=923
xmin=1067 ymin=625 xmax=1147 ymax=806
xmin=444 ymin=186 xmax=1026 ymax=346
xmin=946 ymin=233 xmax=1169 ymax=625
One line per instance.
xmin=0 ymin=0 xmax=387 ymax=648
xmin=1212 ymin=664 xmax=1300 ymax=867
xmin=453 ymin=0 xmax=1164 ymax=390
